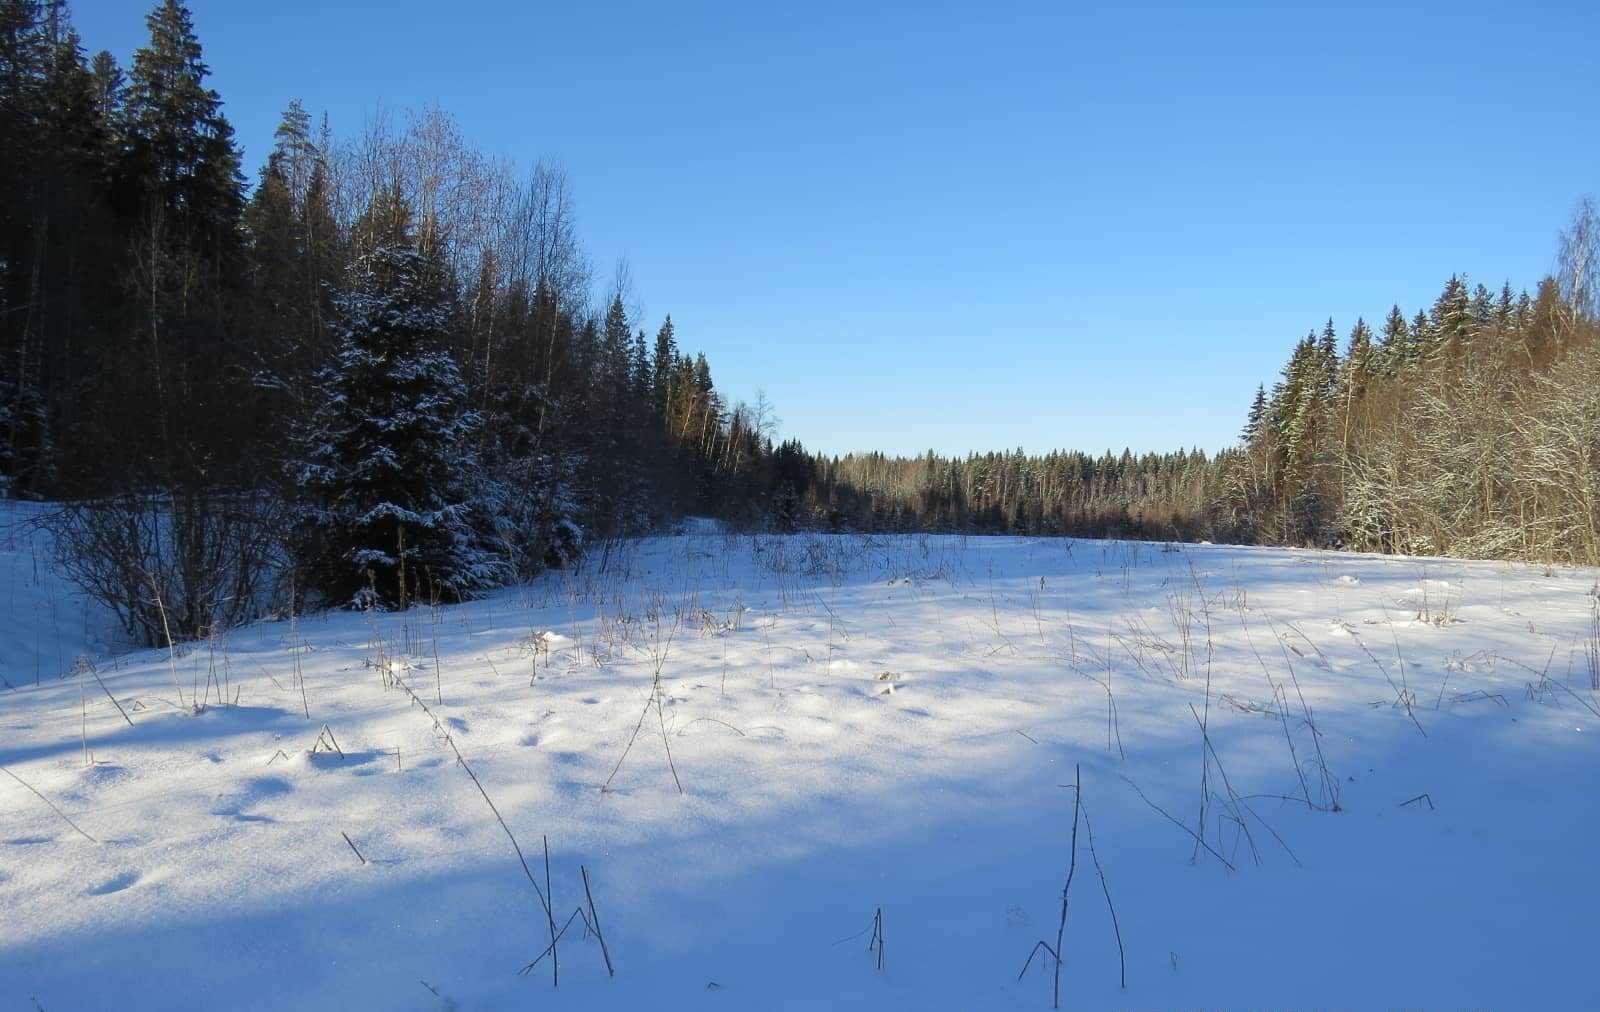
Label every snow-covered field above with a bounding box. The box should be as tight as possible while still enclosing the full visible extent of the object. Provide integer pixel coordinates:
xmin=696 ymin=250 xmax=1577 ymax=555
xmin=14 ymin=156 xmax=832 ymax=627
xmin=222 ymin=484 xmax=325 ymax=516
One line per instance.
xmin=3 ymin=509 xmax=1598 ymax=1010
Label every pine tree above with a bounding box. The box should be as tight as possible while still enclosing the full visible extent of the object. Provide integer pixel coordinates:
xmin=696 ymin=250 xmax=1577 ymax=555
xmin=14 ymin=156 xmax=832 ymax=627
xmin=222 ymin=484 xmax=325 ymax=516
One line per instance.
xmin=290 ymin=198 xmax=496 ymax=609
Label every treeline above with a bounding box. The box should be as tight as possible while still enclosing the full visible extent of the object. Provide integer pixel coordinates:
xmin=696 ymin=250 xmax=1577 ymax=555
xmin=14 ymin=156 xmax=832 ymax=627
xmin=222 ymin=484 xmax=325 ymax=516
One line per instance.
xmin=766 ymin=442 xmax=1216 ymax=540
xmin=1219 ymin=218 xmax=1600 ymax=565
xmin=774 ymin=209 xmax=1600 ymax=565
xmin=0 ymin=0 xmax=784 ymax=640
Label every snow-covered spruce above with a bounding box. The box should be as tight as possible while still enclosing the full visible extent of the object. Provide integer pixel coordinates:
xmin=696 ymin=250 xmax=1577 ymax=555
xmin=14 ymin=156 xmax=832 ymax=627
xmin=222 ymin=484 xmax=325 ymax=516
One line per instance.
xmin=288 ymin=223 xmax=504 ymax=609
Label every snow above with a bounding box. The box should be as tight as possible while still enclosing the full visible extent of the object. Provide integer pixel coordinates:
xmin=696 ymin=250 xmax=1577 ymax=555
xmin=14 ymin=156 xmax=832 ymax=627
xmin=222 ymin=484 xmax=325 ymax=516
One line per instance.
xmin=2 ymin=526 xmax=1598 ymax=1009
xmin=0 ymin=503 xmax=122 ymax=688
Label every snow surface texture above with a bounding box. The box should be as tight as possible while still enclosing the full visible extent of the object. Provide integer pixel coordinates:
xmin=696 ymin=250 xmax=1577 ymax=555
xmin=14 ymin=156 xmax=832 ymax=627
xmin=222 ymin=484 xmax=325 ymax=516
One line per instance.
xmin=2 ymin=520 xmax=1598 ymax=1010
xmin=0 ymin=503 xmax=121 ymax=690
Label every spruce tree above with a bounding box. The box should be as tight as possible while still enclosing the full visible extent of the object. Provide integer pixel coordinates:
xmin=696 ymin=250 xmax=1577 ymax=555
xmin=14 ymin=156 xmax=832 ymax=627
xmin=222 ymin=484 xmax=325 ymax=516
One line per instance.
xmin=652 ymin=315 xmax=677 ymax=421
xmin=121 ymin=0 xmax=243 ymax=247
xmin=1409 ymin=310 xmax=1431 ymax=366
xmin=1341 ymin=318 xmax=1375 ymax=401
xmin=1377 ymin=305 xmax=1409 ymax=374
xmin=1493 ymin=282 xmax=1516 ymax=337
xmin=290 ymin=195 xmax=496 ymax=609
xmin=1427 ymin=275 xmax=1472 ymax=364
xmin=243 ymin=100 xmax=338 ymax=418
xmin=78 ymin=0 xmax=252 ymax=494
xmin=1470 ymin=282 xmax=1494 ymax=340
xmin=1242 ymin=384 xmax=1268 ymax=446
xmin=630 ymin=326 xmax=650 ymax=406
xmin=600 ymin=293 xmax=630 ymax=419
xmin=0 ymin=2 xmax=49 ymax=220
xmin=2 ymin=3 xmax=126 ymax=495
xmin=1317 ymin=319 xmax=1340 ymax=395
xmin=1336 ymin=318 xmax=1376 ymax=457
xmin=0 ymin=0 xmax=48 ymax=474
xmin=87 ymin=47 xmax=119 ymax=128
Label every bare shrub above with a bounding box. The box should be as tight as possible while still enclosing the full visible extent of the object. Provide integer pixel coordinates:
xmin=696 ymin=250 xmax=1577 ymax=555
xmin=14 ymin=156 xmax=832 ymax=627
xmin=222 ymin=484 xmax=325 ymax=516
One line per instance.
xmin=47 ymin=489 xmax=281 ymax=647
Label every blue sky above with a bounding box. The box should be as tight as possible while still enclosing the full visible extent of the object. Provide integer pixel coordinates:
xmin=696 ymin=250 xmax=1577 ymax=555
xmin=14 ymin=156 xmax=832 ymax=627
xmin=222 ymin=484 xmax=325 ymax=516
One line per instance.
xmin=74 ymin=0 xmax=1600 ymax=457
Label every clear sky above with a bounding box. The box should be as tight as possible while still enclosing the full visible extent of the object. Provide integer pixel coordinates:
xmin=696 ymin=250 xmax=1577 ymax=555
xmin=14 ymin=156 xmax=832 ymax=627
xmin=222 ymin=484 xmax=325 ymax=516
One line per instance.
xmin=72 ymin=0 xmax=1600 ymax=458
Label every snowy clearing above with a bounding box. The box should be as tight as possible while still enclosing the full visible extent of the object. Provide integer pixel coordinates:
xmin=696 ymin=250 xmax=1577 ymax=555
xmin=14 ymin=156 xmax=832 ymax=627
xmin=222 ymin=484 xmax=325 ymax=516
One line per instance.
xmin=3 ymin=518 xmax=1599 ymax=1009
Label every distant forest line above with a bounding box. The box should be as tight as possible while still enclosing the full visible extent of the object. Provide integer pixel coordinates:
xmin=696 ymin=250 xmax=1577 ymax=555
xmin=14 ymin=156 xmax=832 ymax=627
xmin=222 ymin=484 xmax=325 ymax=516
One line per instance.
xmin=795 ymin=253 xmax=1600 ymax=568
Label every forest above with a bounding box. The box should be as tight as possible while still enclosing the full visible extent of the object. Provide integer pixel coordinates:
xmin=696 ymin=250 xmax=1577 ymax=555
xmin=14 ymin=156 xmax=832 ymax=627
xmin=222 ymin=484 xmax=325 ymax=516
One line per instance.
xmin=3 ymin=0 xmax=1599 ymax=645
xmin=799 ymin=261 xmax=1600 ymax=566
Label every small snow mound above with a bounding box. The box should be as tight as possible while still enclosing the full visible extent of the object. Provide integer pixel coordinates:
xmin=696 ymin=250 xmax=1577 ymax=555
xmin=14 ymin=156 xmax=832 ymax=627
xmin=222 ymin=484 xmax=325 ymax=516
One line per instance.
xmin=86 ymin=871 xmax=140 ymax=896
xmin=521 ymin=728 xmax=565 ymax=748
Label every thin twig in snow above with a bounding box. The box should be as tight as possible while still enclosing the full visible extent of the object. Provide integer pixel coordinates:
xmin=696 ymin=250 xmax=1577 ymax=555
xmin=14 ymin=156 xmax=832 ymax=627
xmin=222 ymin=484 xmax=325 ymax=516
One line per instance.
xmin=1 ymin=765 xmax=98 ymax=844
